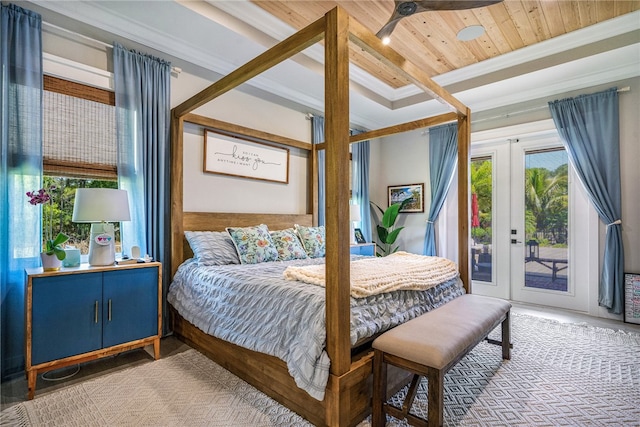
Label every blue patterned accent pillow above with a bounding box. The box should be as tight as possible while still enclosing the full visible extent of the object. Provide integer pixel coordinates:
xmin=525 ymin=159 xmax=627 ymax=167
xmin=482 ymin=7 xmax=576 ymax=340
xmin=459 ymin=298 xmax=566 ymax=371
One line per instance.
xmin=226 ymin=224 xmax=279 ymax=264
xmin=294 ymin=224 xmax=326 ymax=258
xmin=184 ymin=231 xmax=240 ymax=265
xmin=270 ymin=228 xmax=308 ymax=261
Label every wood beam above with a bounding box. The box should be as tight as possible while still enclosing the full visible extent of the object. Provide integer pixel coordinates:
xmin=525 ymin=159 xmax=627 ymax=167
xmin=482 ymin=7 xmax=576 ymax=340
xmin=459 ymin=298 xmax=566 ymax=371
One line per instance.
xmin=315 ymin=112 xmax=458 ymax=150
xmin=183 ymin=113 xmax=312 ymax=151
xmin=348 ymin=17 xmax=467 ymax=115
xmin=457 ymin=110 xmax=471 ymax=292
xmin=350 ymin=113 xmax=457 ymax=144
xmin=173 ymin=17 xmax=326 ymax=118
xmin=324 ymin=6 xmax=351 ymax=387
xmin=311 ymin=145 xmax=319 ymax=224
xmin=170 ymin=113 xmax=184 ymax=277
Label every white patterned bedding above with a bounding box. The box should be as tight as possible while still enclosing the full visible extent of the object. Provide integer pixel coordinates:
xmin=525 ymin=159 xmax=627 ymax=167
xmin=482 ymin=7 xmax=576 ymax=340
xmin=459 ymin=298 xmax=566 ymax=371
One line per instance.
xmin=167 ymin=256 xmax=464 ymax=401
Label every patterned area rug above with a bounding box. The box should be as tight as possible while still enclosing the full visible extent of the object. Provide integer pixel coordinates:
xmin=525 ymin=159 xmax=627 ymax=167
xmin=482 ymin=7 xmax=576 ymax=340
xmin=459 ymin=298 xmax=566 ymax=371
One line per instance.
xmin=2 ymin=314 xmax=639 ymax=426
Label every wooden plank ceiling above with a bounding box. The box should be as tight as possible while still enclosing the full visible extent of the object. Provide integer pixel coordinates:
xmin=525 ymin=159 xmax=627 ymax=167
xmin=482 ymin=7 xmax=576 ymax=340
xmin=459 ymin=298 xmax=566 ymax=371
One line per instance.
xmin=252 ymin=0 xmax=640 ymax=89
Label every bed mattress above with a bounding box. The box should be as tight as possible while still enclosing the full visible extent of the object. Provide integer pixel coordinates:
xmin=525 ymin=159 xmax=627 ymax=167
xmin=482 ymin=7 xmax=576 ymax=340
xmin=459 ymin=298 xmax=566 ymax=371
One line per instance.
xmin=167 ymin=256 xmax=464 ymax=400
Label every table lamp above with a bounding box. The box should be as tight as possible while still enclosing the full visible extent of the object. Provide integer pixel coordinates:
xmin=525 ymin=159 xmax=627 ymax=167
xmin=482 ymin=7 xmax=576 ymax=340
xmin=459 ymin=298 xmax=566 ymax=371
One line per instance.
xmin=350 ymin=204 xmax=361 ymax=244
xmin=72 ymin=188 xmax=131 ymax=266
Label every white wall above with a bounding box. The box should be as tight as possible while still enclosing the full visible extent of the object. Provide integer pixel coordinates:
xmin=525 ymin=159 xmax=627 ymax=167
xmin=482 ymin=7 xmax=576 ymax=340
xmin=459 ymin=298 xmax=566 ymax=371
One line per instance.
xmin=618 ymin=77 xmax=640 ymax=275
xmin=172 ymin=72 xmax=311 ymax=214
xmin=370 ymin=130 xmax=431 ymax=255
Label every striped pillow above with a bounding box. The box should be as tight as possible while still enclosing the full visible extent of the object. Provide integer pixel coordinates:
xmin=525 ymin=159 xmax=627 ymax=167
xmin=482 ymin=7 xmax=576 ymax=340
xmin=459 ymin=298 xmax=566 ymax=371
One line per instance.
xmin=184 ymin=231 xmax=240 ymax=265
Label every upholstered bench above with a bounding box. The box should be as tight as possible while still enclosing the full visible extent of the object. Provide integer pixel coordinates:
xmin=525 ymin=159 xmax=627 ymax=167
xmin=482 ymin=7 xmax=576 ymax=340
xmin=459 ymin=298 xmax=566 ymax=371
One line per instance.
xmin=372 ymin=294 xmax=511 ymax=427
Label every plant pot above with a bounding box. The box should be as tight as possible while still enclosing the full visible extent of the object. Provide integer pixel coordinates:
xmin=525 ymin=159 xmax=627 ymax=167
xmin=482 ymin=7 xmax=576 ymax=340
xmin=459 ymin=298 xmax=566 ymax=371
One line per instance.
xmin=41 ymin=252 xmax=62 ymax=272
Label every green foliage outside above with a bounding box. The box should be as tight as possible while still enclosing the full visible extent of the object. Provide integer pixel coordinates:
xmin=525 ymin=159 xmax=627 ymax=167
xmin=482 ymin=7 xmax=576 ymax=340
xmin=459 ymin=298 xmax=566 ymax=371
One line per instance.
xmin=471 ymin=156 xmax=568 ymax=249
xmin=470 ymin=159 xmax=492 ymax=246
xmin=523 ymin=163 xmax=568 ymax=247
xmin=42 ymin=176 xmax=118 ymax=254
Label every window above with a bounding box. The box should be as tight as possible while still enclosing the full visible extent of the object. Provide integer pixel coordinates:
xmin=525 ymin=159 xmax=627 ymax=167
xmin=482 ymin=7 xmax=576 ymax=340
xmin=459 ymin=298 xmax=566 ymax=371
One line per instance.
xmin=42 ymin=76 xmax=120 ymax=254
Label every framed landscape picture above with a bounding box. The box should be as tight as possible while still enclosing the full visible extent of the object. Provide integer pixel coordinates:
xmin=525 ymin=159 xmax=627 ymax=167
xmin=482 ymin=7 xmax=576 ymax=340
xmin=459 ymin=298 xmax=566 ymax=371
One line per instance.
xmin=624 ymin=272 xmax=640 ymax=324
xmin=388 ymin=183 xmax=424 ymax=213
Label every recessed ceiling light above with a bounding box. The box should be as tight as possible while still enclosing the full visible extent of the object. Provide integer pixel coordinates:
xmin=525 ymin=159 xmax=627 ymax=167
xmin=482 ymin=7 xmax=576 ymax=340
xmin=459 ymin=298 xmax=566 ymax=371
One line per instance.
xmin=457 ymin=25 xmax=485 ymax=41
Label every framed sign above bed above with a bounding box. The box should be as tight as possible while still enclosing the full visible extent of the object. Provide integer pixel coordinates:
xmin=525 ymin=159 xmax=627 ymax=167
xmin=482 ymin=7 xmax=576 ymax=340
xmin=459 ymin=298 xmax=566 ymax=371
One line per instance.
xmin=204 ymin=130 xmax=289 ymax=183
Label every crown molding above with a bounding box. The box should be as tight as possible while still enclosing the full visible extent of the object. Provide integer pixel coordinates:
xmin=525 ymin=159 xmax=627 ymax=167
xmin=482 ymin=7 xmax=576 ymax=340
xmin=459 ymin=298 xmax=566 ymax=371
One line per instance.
xmin=29 ymin=0 xmax=640 ymax=130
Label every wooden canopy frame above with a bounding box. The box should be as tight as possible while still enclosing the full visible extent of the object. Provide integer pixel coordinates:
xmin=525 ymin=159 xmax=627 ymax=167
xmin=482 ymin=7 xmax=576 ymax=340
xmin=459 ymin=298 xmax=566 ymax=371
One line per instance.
xmin=170 ymin=6 xmax=470 ymax=426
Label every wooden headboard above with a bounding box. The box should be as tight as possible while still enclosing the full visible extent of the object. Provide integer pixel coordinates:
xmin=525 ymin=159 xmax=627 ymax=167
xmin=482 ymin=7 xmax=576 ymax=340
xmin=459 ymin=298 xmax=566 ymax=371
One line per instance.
xmin=180 ymin=211 xmax=313 ymax=263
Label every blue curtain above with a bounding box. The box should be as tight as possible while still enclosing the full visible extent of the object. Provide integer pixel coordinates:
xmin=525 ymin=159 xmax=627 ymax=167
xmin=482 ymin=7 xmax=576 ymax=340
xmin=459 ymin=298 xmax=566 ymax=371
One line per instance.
xmin=0 ymin=3 xmax=42 ymax=378
xmin=113 ymin=43 xmax=171 ymax=332
xmin=351 ymin=131 xmax=371 ymax=242
xmin=423 ymin=123 xmax=458 ymax=256
xmin=549 ymin=88 xmax=624 ymax=314
xmin=311 ymin=116 xmax=325 ymax=226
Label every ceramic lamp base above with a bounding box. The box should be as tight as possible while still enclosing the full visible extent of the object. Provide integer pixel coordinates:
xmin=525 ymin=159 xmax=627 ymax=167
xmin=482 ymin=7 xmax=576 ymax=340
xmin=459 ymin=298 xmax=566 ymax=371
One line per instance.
xmin=88 ymin=222 xmax=116 ymax=266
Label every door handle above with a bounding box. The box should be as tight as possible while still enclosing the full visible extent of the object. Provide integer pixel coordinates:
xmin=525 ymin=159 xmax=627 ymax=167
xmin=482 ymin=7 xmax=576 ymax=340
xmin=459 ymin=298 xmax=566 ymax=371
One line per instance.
xmin=511 ymin=239 xmax=522 ymax=244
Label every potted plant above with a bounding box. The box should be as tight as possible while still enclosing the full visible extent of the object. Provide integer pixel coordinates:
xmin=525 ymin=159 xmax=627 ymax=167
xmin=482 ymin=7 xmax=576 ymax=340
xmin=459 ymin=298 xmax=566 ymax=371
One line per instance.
xmin=27 ymin=186 xmax=69 ymax=270
xmin=370 ymin=198 xmax=410 ymax=257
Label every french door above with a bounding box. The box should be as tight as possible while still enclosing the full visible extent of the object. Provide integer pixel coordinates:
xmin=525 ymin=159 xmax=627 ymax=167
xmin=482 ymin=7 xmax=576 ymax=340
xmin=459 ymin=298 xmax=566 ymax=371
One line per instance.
xmin=470 ymin=132 xmax=595 ymax=312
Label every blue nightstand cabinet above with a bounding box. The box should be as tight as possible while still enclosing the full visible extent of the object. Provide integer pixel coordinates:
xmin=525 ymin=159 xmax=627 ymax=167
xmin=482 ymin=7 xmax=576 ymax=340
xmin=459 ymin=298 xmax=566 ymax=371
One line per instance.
xmin=102 ymin=268 xmax=158 ymax=347
xmin=31 ymin=272 xmax=103 ymax=365
xmin=350 ymin=243 xmax=375 ymax=256
xmin=25 ymin=262 xmax=162 ymax=400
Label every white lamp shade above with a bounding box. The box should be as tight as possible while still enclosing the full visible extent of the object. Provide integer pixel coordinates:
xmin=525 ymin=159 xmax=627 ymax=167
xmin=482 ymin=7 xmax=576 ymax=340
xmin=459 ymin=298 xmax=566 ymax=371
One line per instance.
xmin=72 ymin=189 xmax=131 ymax=223
xmin=350 ymin=204 xmax=361 ymax=222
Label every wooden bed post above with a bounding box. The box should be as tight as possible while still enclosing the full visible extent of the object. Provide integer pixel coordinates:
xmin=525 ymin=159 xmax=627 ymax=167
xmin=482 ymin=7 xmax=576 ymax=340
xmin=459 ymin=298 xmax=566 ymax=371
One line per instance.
xmin=311 ymin=143 xmax=319 ymax=225
xmin=457 ymin=109 xmax=471 ymax=293
xmin=324 ymin=7 xmax=352 ymax=426
xmin=170 ymin=113 xmax=184 ymax=278
xmin=168 ymin=6 xmax=474 ymax=426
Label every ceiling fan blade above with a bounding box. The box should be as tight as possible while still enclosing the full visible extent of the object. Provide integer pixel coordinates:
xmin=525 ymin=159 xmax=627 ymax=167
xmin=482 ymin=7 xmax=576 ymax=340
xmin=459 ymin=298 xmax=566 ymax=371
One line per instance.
xmin=413 ymin=0 xmax=503 ymax=12
xmin=375 ymin=17 xmax=404 ymax=39
xmin=376 ymin=0 xmax=503 ymax=39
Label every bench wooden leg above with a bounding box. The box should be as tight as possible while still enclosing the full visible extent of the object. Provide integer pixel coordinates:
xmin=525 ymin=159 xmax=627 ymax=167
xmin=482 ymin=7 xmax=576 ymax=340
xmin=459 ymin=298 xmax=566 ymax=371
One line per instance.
xmin=372 ymin=349 xmax=387 ymax=427
xmin=427 ymin=368 xmax=444 ymax=427
xmin=502 ymin=310 xmax=511 ymax=360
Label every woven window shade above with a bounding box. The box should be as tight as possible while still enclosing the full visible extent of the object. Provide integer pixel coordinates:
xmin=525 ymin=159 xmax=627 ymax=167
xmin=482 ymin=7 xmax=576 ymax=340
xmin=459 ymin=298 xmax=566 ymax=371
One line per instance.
xmin=43 ymin=76 xmax=117 ymax=179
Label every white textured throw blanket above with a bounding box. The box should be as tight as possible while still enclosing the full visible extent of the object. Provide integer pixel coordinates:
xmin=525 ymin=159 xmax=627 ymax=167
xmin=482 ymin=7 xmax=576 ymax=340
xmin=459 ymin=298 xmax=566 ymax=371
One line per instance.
xmin=283 ymin=251 xmax=458 ymax=298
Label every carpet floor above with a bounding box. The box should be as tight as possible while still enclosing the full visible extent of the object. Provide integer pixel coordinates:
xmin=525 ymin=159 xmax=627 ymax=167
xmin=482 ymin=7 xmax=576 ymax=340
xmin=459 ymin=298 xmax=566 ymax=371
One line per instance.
xmin=2 ymin=313 xmax=639 ymax=426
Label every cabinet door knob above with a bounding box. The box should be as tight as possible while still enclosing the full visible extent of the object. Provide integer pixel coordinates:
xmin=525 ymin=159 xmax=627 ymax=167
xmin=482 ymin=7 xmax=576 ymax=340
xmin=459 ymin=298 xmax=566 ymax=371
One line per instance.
xmin=108 ymin=299 xmax=112 ymax=321
xmin=94 ymin=301 xmax=99 ymax=323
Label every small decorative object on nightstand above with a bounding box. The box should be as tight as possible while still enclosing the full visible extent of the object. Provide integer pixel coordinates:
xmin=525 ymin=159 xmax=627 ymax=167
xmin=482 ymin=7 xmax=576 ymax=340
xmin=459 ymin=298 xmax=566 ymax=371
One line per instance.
xmin=350 ymin=242 xmax=375 ymax=256
xmin=24 ymin=261 xmax=162 ymax=400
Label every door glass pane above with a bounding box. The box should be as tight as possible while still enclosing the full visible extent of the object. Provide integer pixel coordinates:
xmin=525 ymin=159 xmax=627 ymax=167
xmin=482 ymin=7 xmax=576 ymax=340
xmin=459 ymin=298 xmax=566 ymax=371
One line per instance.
xmin=471 ymin=157 xmax=492 ymax=282
xmin=524 ymin=149 xmax=568 ymax=291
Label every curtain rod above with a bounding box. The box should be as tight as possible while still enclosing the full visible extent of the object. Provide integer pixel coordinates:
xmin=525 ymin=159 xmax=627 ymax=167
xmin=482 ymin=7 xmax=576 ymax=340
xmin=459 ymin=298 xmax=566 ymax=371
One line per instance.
xmin=311 ymin=87 xmax=631 ymax=128
xmin=473 ymin=86 xmax=630 ymax=124
xmin=42 ymin=21 xmax=181 ymax=75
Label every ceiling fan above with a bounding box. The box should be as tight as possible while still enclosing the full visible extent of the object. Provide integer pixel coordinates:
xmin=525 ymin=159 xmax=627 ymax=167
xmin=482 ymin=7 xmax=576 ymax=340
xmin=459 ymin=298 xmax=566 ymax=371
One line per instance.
xmin=376 ymin=0 xmax=504 ymax=43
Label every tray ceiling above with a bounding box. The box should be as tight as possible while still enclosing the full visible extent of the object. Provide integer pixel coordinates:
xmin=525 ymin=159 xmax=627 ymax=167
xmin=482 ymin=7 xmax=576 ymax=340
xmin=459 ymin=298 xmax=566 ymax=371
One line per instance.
xmin=26 ymin=0 xmax=640 ymax=128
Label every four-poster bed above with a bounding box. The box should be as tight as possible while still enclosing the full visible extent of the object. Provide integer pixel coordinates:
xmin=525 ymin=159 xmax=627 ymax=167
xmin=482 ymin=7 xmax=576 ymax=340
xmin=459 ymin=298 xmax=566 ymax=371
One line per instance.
xmin=169 ymin=7 xmax=470 ymax=427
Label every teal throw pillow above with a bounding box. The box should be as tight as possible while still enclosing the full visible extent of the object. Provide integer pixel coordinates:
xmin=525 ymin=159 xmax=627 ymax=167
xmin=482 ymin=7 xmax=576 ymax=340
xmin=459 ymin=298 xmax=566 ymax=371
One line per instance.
xmin=294 ymin=224 xmax=326 ymax=258
xmin=270 ymin=228 xmax=308 ymax=261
